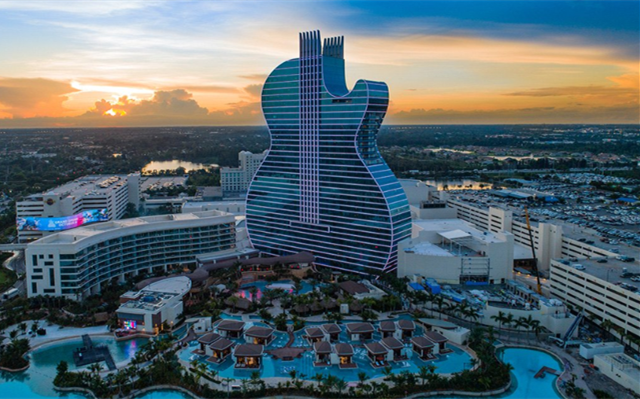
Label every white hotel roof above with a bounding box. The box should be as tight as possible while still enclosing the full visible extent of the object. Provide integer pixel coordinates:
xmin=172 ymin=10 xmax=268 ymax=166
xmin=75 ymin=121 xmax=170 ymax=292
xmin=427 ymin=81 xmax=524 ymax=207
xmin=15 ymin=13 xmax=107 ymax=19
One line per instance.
xmin=30 ymin=210 xmax=233 ymax=245
xmin=413 ymin=218 xmax=503 ymax=244
xmin=27 ymin=174 xmax=135 ymax=200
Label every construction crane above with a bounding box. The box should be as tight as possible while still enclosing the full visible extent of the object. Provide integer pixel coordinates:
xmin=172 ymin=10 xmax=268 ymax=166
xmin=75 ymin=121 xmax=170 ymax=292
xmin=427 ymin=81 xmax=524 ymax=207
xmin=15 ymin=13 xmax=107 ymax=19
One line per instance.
xmin=524 ymin=206 xmax=543 ymax=294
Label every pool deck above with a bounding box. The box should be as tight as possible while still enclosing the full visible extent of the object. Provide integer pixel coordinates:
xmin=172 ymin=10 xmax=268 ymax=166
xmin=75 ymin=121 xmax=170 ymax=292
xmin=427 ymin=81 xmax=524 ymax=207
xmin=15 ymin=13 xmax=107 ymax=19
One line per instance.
xmin=73 ymin=335 xmax=117 ymax=371
xmin=1 ymin=320 xmax=110 ymax=350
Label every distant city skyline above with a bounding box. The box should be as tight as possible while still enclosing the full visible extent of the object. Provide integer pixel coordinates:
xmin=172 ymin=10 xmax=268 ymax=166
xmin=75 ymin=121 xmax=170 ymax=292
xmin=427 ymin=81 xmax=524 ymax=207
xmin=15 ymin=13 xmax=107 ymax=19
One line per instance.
xmin=0 ymin=0 xmax=638 ymax=127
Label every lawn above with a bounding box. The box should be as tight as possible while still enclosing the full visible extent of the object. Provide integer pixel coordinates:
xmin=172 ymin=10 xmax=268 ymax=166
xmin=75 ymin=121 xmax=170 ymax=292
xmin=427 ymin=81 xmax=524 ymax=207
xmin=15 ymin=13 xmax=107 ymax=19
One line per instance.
xmin=0 ymin=252 xmax=17 ymax=291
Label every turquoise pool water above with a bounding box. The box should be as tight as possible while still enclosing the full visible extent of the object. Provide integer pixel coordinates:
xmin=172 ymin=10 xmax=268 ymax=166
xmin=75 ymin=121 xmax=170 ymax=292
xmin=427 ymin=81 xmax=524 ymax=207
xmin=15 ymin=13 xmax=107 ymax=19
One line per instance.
xmin=180 ymin=319 xmax=472 ymax=381
xmin=236 ymin=280 xmax=314 ymax=301
xmin=135 ymin=390 xmax=192 ymax=399
xmin=0 ymin=336 xmax=146 ymax=398
xmin=425 ymin=347 xmax=563 ymax=399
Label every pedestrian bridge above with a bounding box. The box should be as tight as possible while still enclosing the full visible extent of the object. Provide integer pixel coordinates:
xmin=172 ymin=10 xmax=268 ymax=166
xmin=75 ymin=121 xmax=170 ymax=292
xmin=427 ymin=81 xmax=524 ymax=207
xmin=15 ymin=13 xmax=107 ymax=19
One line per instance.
xmin=0 ymin=244 xmax=26 ymax=251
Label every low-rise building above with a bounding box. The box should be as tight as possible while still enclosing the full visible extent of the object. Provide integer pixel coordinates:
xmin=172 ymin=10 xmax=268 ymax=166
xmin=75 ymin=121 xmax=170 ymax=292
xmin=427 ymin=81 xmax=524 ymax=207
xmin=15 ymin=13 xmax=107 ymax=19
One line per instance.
xmin=234 ymin=344 xmax=264 ymax=369
xmin=417 ymin=318 xmax=471 ymax=345
xmin=217 ymin=320 xmax=246 ymax=339
xmin=593 ymin=353 xmax=640 ymax=394
xmin=579 ymin=342 xmax=624 ymax=360
xmin=398 ymin=218 xmax=514 ymax=284
xmin=338 ymin=280 xmax=386 ymax=300
xmin=244 ymin=326 xmax=274 ymax=345
xmin=116 ymin=276 xmax=191 ymax=334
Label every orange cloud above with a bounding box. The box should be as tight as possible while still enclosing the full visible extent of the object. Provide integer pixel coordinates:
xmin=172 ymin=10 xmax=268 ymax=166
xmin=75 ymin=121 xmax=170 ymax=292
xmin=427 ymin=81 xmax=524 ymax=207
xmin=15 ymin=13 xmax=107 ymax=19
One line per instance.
xmin=0 ymin=77 xmax=78 ymax=118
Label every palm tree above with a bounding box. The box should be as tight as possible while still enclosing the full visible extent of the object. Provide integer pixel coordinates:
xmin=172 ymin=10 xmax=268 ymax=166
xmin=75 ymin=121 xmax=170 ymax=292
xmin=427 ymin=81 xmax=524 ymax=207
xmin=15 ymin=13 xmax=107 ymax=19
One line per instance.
xmin=113 ymin=370 xmax=128 ymax=397
xmin=433 ymin=295 xmax=446 ymax=319
xmin=324 ymin=374 xmax=338 ymax=394
xmin=250 ymin=371 xmax=263 ymax=390
xmin=335 ymin=378 xmax=348 ymax=396
xmin=312 ymin=373 xmax=325 ymax=386
xmin=465 ymin=307 xmax=480 ymax=326
xmin=382 ymin=365 xmax=394 ymax=382
xmin=228 ymin=296 xmax=239 ymax=312
xmin=503 ymin=313 xmax=515 ymax=334
xmin=222 ymin=377 xmax=235 ymax=398
xmin=601 ymin=319 xmax=613 ymax=337
xmin=357 ymin=371 xmax=368 ymax=388
xmin=491 ymin=311 xmax=507 ymax=336
xmin=191 ymin=359 xmax=208 ymax=386
xmin=417 ymin=365 xmax=431 ymax=387
xmin=529 ymin=319 xmax=542 ymax=343
xmin=514 ymin=317 xmax=528 ymax=344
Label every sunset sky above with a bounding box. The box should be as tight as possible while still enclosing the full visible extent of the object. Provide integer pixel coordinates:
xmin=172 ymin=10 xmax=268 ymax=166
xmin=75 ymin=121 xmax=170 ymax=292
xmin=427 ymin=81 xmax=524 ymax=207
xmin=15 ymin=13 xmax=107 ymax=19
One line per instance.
xmin=0 ymin=0 xmax=638 ymax=127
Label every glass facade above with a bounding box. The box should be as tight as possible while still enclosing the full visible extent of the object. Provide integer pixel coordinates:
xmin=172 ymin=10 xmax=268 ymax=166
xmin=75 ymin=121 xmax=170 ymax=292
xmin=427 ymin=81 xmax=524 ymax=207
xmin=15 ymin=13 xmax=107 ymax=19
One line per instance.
xmin=246 ymin=31 xmax=411 ymax=274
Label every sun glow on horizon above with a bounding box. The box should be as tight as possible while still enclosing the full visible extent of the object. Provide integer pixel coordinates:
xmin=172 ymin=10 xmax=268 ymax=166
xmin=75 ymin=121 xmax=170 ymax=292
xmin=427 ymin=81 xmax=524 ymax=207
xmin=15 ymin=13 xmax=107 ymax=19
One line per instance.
xmin=104 ymin=108 xmax=126 ymax=116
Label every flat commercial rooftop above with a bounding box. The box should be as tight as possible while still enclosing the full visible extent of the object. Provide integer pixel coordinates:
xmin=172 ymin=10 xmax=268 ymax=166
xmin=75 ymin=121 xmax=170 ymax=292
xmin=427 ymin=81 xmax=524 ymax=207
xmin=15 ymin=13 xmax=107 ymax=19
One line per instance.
xmin=557 ymin=256 xmax=640 ymax=292
xmin=404 ymin=241 xmax=454 ymax=257
xmin=26 ymin=174 xmax=134 ymax=200
xmin=140 ymin=176 xmax=188 ymax=191
xmin=119 ymin=276 xmax=191 ymax=312
xmin=413 ymin=218 xmax=503 ymax=244
xmin=31 ymin=210 xmax=234 ymax=245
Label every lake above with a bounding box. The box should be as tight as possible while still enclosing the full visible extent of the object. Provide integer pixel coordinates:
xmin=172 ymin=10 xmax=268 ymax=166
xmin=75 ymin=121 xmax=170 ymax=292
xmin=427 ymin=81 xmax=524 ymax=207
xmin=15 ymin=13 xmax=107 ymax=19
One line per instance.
xmin=141 ymin=160 xmax=218 ymax=174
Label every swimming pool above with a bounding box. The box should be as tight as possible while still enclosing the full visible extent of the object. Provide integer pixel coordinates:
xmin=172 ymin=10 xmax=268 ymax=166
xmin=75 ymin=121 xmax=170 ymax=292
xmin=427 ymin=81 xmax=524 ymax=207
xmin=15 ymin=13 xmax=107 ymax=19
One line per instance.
xmin=235 ymin=280 xmax=315 ymax=301
xmin=179 ymin=319 xmax=472 ymax=381
xmin=0 ymin=336 xmax=147 ymax=398
xmin=431 ymin=347 xmax=563 ymax=399
xmin=135 ymin=389 xmax=193 ymax=399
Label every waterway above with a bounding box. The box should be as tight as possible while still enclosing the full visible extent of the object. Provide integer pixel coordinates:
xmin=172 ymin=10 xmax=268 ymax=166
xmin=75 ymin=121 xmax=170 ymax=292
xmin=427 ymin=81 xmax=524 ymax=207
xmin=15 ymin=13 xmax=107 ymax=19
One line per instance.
xmin=141 ymin=160 xmax=218 ymax=174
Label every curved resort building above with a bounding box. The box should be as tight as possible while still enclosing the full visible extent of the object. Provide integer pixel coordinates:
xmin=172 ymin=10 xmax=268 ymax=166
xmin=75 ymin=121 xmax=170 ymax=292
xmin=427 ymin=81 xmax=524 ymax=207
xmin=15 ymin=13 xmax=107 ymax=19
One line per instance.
xmin=25 ymin=211 xmax=236 ymax=299
xmin=246 ymin=31 xmax=411 ymax=275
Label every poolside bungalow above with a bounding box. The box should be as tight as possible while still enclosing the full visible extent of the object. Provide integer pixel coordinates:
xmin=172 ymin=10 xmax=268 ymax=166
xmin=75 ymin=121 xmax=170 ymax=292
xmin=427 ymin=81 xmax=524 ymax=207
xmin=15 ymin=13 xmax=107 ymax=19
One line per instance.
xmin=349 ymin=301 xmax=364 ymax=314
xmin=305 ymin=327 xmax=326 ymax=344
xmin=411 ymin=336 xmax=436 ymax=360
xmin=225 ymin=296 xmax=252 ymax=311
xmin=424 ymin=331 xmax=451 ymax=354
xmin=196 ymin=332 xmax=221 ymax=355
xmin=321 ymin=324 xmax=341 ymax=342
xmin=346 ymin=322 xmax=374 ymax=341
xmin=310 ymin=301 xmax=324 ymax=314
xmin=244 ymin=326 xmax=274 ymax=345
xmin=381 ymin=337 xmax=405 ymax=361
xmin=378 ymin=321 xmax=397 ymax=338
xmin=335 ymin=343 xmax=356 ymax=369
xmin=208 ymin=337 xmax=234 ymax=362
xmin=397 ymin=319 xmax=416 ymax=339
xmin=293 ymin=304 xmax=311 ymax=316
xmin=234 ymin=344 xmax=264 ymax=369
xmin=364 ymin=341 xmax=390 ymax=367
xmin=313 ymin=341 xmax=333 ymax=366
xmin=339 ymin=280 xmax=370 ymax=297
xmin=320 ymin=298 xmax=338 ymax=311
xmin=217 ymin=320 xmax=246 ymax=339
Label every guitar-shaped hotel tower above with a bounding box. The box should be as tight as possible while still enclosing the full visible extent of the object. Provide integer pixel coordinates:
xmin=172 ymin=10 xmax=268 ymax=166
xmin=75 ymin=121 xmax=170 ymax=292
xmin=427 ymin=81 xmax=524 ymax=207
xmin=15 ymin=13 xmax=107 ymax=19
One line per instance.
xmin=246 ymin=31 xmax=411 ymax=274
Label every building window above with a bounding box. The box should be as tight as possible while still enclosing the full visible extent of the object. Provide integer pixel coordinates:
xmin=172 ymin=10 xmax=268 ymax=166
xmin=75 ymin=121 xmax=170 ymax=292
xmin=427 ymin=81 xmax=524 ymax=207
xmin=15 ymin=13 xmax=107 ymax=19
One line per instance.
xmin=49 ymin=269 xmax=55 ymax=286
xmin=32 ymin=282 xmax=37 ymax=294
